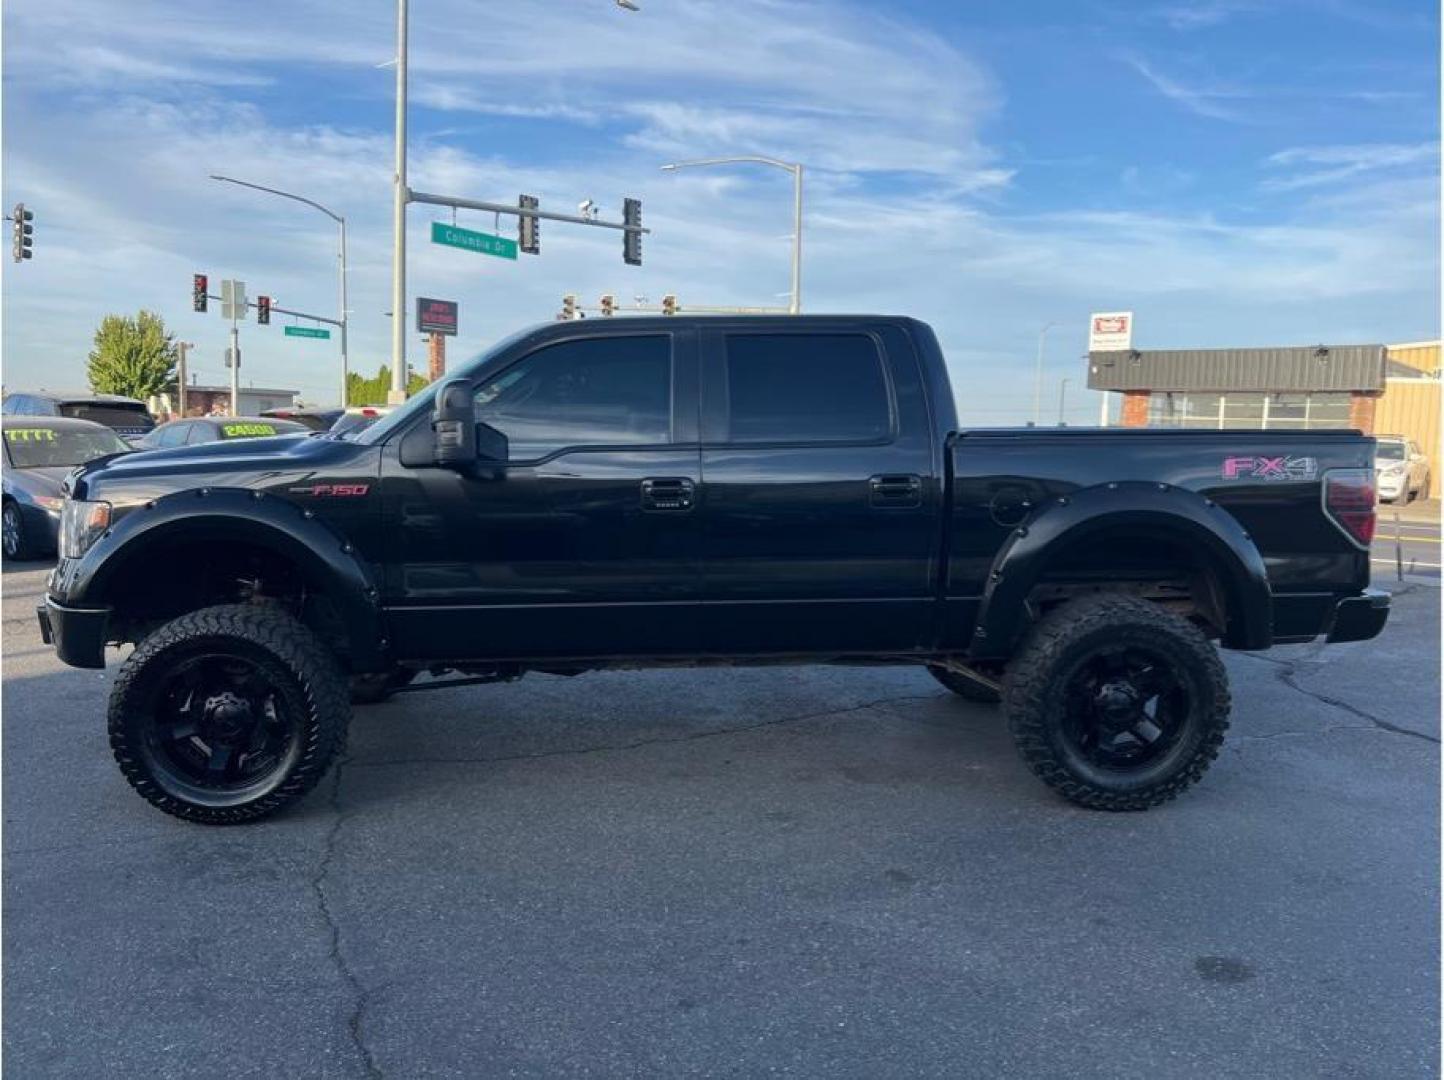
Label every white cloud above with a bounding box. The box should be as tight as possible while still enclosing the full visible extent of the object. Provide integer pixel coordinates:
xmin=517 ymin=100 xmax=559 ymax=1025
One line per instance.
xmin=1123 ymin=56 xmax=1250 ymax=121
xmin=1 ymin=0 xmax=1438 ymax=422
xmin=1262 ymin=142 xmax=1439 ymax=190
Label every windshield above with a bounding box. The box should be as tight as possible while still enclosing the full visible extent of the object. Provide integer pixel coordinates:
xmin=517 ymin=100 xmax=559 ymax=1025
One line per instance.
xmin=1376 ymin=441 xmax=1406 ymax=461
xmin=356 ymin=324 xmax=540 ymax=444
xmin=58 ymin=402 xmax=153 ymax=430
xmin=4 ymin=426 xmax=131 ymax=468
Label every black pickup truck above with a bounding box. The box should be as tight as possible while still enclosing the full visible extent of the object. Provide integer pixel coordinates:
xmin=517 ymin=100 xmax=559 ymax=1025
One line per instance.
xmin=36 ymin=316 xmax=1388 ymax=823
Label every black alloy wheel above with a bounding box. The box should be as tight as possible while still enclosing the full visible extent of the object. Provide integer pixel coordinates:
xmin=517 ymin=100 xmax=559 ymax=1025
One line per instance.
xmin=1059 ymin=644 xmax=1188 ymax=770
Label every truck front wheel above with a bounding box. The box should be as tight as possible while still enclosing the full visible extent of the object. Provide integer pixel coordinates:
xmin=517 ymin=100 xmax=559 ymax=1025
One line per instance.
xmin=1003 ymin=593 xmax=1230 ymax=811
xmin=108 ymin=604 xmax=350 ymax=824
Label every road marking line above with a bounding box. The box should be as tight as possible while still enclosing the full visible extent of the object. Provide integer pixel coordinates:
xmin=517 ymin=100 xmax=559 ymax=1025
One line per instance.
xmin=1371 ymin=558 xmax=1442 ymax=570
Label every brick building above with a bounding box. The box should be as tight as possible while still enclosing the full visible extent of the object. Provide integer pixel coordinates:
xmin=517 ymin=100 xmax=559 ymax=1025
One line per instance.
xmin=1088 ymin=340 xmax=1440 ymax=495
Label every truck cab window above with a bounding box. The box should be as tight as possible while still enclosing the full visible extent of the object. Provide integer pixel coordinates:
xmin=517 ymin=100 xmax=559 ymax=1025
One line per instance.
xmin=473 ymin=335 xmax=672 ymax=460
xmin=723 ymin=333 xmax=891 ymax=443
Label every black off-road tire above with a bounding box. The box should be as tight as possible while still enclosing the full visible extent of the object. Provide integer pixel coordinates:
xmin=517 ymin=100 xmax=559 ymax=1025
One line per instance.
xmin=927 ymin=664 xmax=1002 ymax=705
xmin=109 ymin=604 xmax=350 ymax=825
xmin=350 ymin=668 xmax=417 ymax=705
xmin=1003 ymin=593 xmax=1230 ymax=811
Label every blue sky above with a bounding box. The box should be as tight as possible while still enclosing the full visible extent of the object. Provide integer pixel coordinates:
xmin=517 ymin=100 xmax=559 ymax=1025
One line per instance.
xmin=3 ymin=0 xmax=1438 ymax=422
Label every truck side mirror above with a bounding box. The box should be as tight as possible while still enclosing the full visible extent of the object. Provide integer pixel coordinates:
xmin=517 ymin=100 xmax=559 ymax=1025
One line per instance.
xmin=433 ymin=380 xmax=476 ymax=467
xmin=431 ymin=378 xmax=509 ymax=469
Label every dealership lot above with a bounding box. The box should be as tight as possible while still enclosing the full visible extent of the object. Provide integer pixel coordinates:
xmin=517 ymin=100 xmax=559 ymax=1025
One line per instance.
xmin=3 ymin=561 xmax=1437 ymax=1078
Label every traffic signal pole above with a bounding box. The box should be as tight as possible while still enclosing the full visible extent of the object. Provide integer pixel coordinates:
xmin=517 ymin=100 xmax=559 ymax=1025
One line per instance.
xmin=388 ymin=0 xmax=409 ymax=405
xmin=229 ymin=308 xmax=241 ymax=417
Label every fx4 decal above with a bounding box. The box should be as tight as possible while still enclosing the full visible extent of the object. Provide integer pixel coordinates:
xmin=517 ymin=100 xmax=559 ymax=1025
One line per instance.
xmin=286 ymin=483 xmax=371 ymax=498
xmin=1222 ymin=455 xmax=1318 ymax=482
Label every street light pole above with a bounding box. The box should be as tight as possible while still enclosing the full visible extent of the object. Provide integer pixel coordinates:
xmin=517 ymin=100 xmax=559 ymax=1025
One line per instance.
xmin=661 ymin=156 xmax=805 ymax=314
xmin=388 ymin=0 xmax=410 ymax=404
xmin=208 ymin=175 xmax=350 ymax=408
xmin=1033 ymin=322 xmax=1059 ymax=426
xmin=1057 ymin=377 xmax=1070 ymax=426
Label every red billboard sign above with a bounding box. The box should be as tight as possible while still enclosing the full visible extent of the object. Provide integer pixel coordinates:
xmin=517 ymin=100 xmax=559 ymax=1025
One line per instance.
xmin=417 ymin=297 xmax=458 ymax=336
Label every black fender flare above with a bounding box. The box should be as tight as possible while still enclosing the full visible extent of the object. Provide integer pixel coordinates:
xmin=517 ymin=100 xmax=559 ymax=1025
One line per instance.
xmin=967 ymin=481 xmax=1271 ymax=658
xmin=64 ymin=487 xmax=385 ymax=669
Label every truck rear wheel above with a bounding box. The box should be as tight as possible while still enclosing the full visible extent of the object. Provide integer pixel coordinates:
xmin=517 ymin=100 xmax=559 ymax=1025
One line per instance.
xmin=927 ymin=664 xmax=1002 ymax=704
xmin=108 ymin=604 xmax=350 ymax=825
xmin=1003 ymin=593 xmax=1230 ymax=811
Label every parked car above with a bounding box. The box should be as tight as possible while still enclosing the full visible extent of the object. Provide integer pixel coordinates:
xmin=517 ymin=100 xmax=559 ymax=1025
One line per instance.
xmin=36 ymin=315 xmax=1388 ymax=824
xmin=1373 ymin=435 xmax=1430 ymax=503
xmin=2 ymin=391 xmax=155 ymax=443
xmin=260 ymin=406 xmax=343 ymax=432
xmin=329 ymin=405 xmax=393 ymax=440
xmin=2 ymin=417 xmax=131 ymax=559
xmin=136 ymin=415 xmax=310 ymax=449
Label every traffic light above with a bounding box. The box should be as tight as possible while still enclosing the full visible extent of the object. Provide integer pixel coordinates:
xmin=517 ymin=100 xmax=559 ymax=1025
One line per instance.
xmin=257 ymin=295 xmax=271 ymax=325
xmin=599 ymin=294 xmax=615 ymax=317
xmin=518 ymin=194 xmax=539 ymax=255
xmin=622 ymin=198 xmax=642 ymax=266
xmin=193 ymin=274 xmax=209 ymax=313
xmin=11 ymin=204 xmax=33 ymax=263
xmin=661 ymin=294 xmax=677 ymax=316
xmin=561 ymin=294 xmax=577 ymax=320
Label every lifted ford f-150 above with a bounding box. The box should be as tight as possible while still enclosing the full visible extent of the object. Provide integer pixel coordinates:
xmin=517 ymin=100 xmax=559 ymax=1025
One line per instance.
xmin=35 ymin=316 xmax=1389 ymax=823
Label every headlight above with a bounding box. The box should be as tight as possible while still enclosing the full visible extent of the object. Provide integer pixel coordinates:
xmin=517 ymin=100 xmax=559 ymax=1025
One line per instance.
xmin=34 ymin=496 xmax=65 ymax=513
xmin=59 ymin=499 xmax=111 ymax=559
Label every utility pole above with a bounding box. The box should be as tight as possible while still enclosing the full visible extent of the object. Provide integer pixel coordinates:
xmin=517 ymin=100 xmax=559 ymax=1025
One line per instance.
xmin=229 ymin=313 xmax=241 ymax=417
xmin=660 ymin=157 xmax=804 ymax=313
xmin=389 ymin=0 xmax=410 ymax=404
xmin=1033 ymin=322 xmax=1059 ymax=426
xmin=208 ymin=175 xmax=350 ymax=408
xmin=387 ymin=0 xmax=639 ymax=403
xmin=176 ymin=342 xmax=193 ymax=417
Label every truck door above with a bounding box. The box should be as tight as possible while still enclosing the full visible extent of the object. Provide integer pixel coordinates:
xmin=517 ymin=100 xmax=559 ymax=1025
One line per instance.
xmin=382 ymin=327 xmax=703 ymax=662
xmin=697 ymin=324 xmax=941 ymax=654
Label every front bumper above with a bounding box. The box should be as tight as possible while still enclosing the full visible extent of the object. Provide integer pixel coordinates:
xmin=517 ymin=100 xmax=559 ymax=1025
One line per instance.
xmin=36 ymin=596 xmax=110 ymax=669
xmin=1325 ymin=588 xmax=1390 ymax=644
xmin=1377 ymin=473 xmax=1408 ymax=499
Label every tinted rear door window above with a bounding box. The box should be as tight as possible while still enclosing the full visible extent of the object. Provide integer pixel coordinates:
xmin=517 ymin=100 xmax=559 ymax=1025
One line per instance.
xmin=723 ymin=333 xmax=890 ymax=443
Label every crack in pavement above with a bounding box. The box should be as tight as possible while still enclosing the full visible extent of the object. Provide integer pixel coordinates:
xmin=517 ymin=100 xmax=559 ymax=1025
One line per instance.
xmin=1238 ymin=653 xmax=1439 ymax=745
xmin=310 ymin=756 xmax=383 ymax=1079
xmin=348 ymin=691 xmax=950 ymax=770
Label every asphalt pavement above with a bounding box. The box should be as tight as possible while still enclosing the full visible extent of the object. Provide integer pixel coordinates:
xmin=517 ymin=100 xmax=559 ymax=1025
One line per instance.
xmin=2 ymin=561 xmax=1438 ymax=1078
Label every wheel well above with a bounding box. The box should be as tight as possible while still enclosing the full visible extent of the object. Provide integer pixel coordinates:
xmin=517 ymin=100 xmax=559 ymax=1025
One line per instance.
xmin=105 ymin=539 xmax=355 ymax=665
xmin=1025 ymin=526 xmax=1233 ymax=639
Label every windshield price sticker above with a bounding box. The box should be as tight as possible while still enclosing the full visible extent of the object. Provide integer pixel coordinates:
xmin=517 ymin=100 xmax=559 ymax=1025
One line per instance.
xmin=222 ymin=423 xmax=277 ymax=438
xmin=4 ymin=428 xmax=57 ymax=442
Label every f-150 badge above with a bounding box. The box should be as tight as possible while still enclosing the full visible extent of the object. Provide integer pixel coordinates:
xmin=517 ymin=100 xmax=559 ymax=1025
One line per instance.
xmin=1221 ymin=455 xmax=1318 ymax=481
xmin=287 ymin=483 xmax=371 ymax=497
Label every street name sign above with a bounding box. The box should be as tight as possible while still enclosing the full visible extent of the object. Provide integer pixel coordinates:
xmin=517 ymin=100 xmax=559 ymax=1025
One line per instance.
xmin=284 ymin=326 xmax=331 ymax=340
xmin=431 ymin=221 xmax=517 ymax=260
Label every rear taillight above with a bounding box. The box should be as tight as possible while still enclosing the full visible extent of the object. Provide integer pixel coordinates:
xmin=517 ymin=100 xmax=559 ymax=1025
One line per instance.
xmin=1323 ymin=468 xmax=1376 ymax=547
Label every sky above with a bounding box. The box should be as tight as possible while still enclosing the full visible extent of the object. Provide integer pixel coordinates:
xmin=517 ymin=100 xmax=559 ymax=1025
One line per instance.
xmin=2 ymin=0 xmax=1439 ymax=423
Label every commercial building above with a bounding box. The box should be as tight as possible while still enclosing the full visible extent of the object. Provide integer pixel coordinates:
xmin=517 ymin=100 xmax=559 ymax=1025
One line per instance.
xmin=1088 ymin=340 xmax=1440 ymax=496
xmin=174 ymin=384 xmax=299 ymax=418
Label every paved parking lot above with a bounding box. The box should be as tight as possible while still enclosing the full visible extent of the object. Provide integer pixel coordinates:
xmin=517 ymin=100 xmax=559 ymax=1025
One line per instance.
xmin=3 ymin=560 xmax=1438 ymax=1078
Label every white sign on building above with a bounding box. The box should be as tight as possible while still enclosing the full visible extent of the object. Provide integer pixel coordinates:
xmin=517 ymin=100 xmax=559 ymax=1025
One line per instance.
xmin=1089 ymin=311 xmax=1133 ymax=352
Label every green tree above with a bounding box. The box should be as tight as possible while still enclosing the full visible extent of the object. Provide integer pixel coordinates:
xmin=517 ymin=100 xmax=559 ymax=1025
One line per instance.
xmin=346 ymin=364 xmax=428 ymax=406
xmin=86 ymin=310 xmax=177 ymax=400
